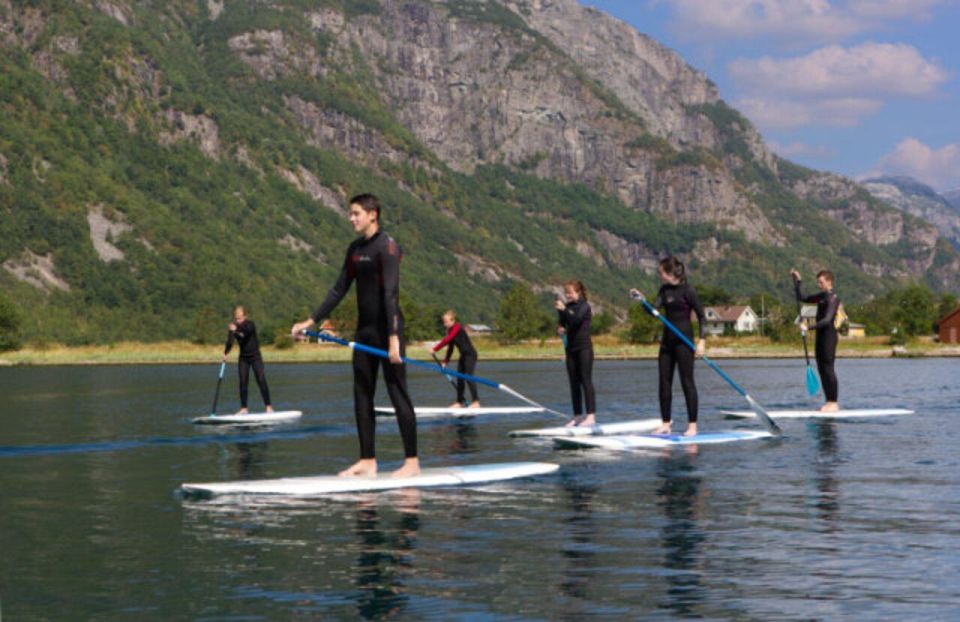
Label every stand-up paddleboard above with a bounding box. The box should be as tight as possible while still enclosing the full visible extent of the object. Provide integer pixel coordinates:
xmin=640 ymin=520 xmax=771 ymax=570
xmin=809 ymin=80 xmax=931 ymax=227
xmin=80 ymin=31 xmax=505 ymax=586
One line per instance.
xmin=192 ymin=411 xmax=303 ymax=426
xmin=375 ymin=406 xmax=544 ymax=419
xmin=181 ymin=462 xmax=559 ymax=497
xmin=509 ymin=418 xmax=662 ymax=438
xmin=722 ymin=408 xmax=914 ymax=420
xmin=554 ymin=430 xmax=773 ymax=450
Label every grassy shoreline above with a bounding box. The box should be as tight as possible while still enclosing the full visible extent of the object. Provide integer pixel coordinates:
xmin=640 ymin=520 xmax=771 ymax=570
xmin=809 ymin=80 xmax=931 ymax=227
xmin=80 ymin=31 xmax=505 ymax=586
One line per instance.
xmin=1 ymin=335 xmax=958 ymax=366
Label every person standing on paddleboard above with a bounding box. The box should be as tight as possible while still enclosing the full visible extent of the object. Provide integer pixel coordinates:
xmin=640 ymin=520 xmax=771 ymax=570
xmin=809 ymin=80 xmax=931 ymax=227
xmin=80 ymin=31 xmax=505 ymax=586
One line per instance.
xmin=222 ymin=306 xmax=274 ymax=415
xmin=631 ymin=257 xmax=706 ymax=437
xmin=555 ymin=280 xmax=597 ymax=427
xmin=791 ymin=269 xmax=841 ymax=412
xmin=291 ymin=193 xmax=419 ymax=479
xmin=432 ymin=310 xmax=480 ymax=409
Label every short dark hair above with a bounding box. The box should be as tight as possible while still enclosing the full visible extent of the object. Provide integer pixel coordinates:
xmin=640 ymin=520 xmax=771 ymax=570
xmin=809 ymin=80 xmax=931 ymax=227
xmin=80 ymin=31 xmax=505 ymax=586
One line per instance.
xmin=349 ymin=193 xmax=381 ymax=220
xmin=816 ymin=269 xmax=834 ymax=283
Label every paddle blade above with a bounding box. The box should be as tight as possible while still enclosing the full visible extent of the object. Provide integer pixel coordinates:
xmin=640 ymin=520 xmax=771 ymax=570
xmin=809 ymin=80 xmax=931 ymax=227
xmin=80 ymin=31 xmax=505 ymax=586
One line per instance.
xmin=745 ymin=395 xmax=782 ymax=436
xmin=805 ymin=365 xmax=821 ymax=396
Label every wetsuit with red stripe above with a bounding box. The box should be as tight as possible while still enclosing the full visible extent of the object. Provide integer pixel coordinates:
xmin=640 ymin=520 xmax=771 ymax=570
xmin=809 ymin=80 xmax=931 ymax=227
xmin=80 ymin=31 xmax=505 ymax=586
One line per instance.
xmin=311 ymin=230 xmax=416 ymax=459
xmin=432 ymin=322 xmax=478 ymax=403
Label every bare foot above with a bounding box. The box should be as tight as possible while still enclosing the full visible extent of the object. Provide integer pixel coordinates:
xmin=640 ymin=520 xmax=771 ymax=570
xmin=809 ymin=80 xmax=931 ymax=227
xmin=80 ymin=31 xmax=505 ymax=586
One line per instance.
xmin=467 ymin=401 xmax=481 ymax=409
xmin=391 ymin=458 xmax=421 ymax=479
xmin=565 ymin=415 xmax=585 ymax=427
xmin=338 ymin=459 xmax=377 ymax=478
xmin=448 ymin=401 xmax=464 ymax=409
xmin=265 ymin=405 xmax=274 ymax=413
xmin=577 ymin=414 xmax=596 ymax=427
xmin=652 ymin=423 xmax=672 ymax=435
xmin=819 ymin=402 xmax=840 ymax=412
xmin=683 ymin=423 xmax=698 ymax=437
xmin=236 ymin=408 xmax=249 ymax=415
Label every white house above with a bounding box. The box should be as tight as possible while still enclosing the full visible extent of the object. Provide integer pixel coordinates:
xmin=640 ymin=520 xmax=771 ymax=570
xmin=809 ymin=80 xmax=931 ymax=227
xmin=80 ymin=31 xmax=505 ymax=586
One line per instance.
xmin=703 ymin=305 xmax=759 ymax=335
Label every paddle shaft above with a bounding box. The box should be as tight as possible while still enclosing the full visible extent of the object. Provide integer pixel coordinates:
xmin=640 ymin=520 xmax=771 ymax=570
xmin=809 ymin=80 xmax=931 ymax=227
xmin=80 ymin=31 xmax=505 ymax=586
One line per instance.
xmin=792 ymin=277 xmax=813 ymax=365
xmin=210 ymin=361 xmax=226 ymax=416
xmin=633 ymin=295 xmax=781 ymax=435
xmin=431 ymin=351 xmax=461 ymax=398
xmin=303 ymin=330 xmax=565 ymax=417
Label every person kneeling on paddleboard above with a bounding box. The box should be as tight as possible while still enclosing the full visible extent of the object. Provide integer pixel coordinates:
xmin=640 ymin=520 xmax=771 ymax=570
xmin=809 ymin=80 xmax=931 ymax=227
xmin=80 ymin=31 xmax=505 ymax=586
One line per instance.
xmin=791 ymin=268 xmax=841 ymax=412
xmin=555 ymin=280 xmax=597 ymax=427
xmin=631 ymin=257 xmax=706 ymax=437
xmin=222 ymin=305 xmax=274 ymax=415
xmin=433 ymin=310 xmax=480 ymax=409
xmin=291 ymin=193 xmax=419 ymax=479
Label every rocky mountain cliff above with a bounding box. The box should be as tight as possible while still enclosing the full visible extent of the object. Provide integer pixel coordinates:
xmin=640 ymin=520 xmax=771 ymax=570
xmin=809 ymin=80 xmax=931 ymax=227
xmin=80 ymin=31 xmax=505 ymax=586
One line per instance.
xmin=1 ymin=0 xmax=957 ymax=343
xmin=862 ymin=176 xmax=960 ymax=248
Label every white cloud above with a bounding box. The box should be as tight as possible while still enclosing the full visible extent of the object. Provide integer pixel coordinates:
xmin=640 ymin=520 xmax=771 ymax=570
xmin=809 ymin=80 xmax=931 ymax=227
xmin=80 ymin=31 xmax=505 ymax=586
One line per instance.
xmin=728 ymin=43 xmax=948 ymax=129
xmin=661 ymin=0 xmax=947 ymax=45
xmin=866 ymin=138 xmax=960 ymax=191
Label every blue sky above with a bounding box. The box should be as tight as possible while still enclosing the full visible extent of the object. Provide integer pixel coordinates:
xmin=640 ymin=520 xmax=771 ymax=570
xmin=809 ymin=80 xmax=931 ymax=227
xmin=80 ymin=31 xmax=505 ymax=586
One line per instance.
xmin=582 ymin=0 xmax=960 ymax=192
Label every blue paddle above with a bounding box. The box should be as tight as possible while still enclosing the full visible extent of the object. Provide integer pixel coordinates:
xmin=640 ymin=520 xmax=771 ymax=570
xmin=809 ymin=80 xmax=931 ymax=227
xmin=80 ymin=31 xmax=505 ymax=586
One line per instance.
xmin=431 ymin=351 xmax=465 ymax=405
xmin=302 ymin=330 xmax=565 ymax=417
xmin=631 ymin=293 xmax=782 ymax=436
xmin=792 ymin=276 xmax=821 ymax=396
xmin=209 ymin=361 xmax=226 ymax=416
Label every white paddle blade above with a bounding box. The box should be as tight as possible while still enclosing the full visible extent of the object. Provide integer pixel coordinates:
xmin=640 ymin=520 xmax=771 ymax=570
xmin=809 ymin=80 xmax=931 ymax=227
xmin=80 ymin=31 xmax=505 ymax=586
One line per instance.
xmin=746 ymin=395 xmax=782 ymax=436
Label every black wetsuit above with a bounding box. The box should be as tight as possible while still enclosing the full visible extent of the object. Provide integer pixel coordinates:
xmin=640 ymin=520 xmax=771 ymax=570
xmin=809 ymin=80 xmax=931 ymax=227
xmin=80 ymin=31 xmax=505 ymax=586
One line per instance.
xmin=559 ymin=299 xmax=596 ymax=416
xmin=312 ymin=230 xmax=416 ymax=459
xmin=796 ymin=281 xmax=840 ymax=402
xmin=432 ymin=322 xmax=478 ymax=404
xmin=651 ymin=283 xmax=705 ymax=424
xmin=224 ymin=320 xmax=271 ymax=409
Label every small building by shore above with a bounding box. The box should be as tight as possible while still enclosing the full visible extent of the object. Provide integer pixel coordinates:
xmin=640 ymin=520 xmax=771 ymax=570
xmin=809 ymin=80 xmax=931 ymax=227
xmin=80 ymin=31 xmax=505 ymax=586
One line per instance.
xmin=938 ymin=306 xmax=960 ymax=344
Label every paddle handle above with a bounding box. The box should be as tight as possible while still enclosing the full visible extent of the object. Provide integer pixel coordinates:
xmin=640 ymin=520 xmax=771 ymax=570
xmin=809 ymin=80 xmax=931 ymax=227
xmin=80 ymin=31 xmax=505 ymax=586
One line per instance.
xmin=210 ymin=361 xmax=226 ymax=416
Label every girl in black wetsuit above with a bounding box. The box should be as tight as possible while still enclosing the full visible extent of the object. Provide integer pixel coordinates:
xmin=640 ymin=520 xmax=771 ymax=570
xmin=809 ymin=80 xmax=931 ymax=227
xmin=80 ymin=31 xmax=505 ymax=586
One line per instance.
xmin=432 ymin=310 xmax=480 ymax=408
xmin=221 ymin=305 xmax=273 ymax=414
xmin=791 ymin=268 xmax=841 ymax=412
xmin=554 ymin=280 xmax=596 ymax=427
xmin=631 ymin=257 xmax=706 ymax=436
xmin=291 ymin=194 xmax=419 ymax=479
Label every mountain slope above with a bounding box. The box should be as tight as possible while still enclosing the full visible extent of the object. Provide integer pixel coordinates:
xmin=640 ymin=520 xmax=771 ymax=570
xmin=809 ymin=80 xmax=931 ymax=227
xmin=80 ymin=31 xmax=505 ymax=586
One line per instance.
xmin=0 ymin=0 xmax=957 ymax=345
xmin=862 ymin=175 xmax=960 ymax=249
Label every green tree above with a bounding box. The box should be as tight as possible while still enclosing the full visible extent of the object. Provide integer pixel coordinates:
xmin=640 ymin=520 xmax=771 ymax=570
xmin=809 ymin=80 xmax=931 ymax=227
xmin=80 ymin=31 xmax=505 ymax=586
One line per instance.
xmin=625 ymin=303 xmax=660 ymax=343
xmin=0 ymin=293 xmax=22 ymax=351
xmin=591 ymin=310 xmax=615 ymax=335
xmin=497 ymin=282 xmax=543 ymax=343
xmin=892 ymin=284 xmax=936 ymax=336
xmin=696 ymin=283 xmax=733 ymax=306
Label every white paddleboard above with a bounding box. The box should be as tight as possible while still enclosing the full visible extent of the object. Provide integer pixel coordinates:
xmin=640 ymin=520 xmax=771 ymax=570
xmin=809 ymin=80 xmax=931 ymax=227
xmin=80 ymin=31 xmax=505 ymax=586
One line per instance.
xmin=554 ymin=430 xmax=773 ymax=450
xmin=192 ymin=411 xmax=303 ymax=426
xmin=181 ymin=462 xmax=559 ymax=497
xmin=509 ymin=418 xmax=662 ymax=438
xmin=375 ymin=406 xmax=544 ymax=419
xmin=722 ymin=408 xmax=914 ymax=420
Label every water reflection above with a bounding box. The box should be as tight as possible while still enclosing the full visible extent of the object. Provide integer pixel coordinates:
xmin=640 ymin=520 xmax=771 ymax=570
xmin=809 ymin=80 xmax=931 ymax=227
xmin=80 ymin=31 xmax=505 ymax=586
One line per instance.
xmin=811 ymin=421 xmax=840 ymax=528
xmin=353 ymin=490 xmax=421 ymax=619
xmin=228 ymin=441 xmax=268 ymax=480
xmin=559 ymin=471 xmax=599 ymax=601
xmin=656 ymin=453 xmax=706 ymax=616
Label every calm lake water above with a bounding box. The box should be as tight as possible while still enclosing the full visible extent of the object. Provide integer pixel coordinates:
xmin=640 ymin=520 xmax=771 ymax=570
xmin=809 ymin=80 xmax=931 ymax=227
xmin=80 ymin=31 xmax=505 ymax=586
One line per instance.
xmin=1 ymin=358 xmax=958 ymax=620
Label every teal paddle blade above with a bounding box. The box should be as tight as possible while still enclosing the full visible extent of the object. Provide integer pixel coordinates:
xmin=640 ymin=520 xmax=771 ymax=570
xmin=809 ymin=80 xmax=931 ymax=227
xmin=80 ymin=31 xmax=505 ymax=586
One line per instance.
xmin=805 ymin=365 xmax=821 ymax=396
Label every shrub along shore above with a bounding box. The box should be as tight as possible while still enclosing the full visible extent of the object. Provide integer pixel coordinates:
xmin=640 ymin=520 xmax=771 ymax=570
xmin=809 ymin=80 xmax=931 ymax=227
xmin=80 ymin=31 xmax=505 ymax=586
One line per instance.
xmin=1 ymin=335 xmax=957 ymax=366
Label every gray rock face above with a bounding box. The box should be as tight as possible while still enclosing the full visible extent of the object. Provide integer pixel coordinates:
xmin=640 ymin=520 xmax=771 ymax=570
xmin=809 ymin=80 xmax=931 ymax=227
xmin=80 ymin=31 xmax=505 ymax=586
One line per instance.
xmin=863 ymin=176 xmax=960 ymax=247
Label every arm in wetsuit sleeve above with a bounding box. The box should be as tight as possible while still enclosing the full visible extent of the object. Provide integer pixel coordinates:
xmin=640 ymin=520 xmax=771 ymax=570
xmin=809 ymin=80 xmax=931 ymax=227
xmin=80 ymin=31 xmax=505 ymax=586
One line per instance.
xmin=432 ymin=323 xmax=461 ymax=362
xmin=562 ymin=302 xmax=590 ymax=331
xmin=645 ymin=287 xmax=665 ymax=316
xmin=224 ymin=330 xmax=234 ymax=355
xmin=810 ymin=293 xmax=839 ymax=330
xmin=687 ymin=286 xmax=706 ymax=340
xmin=380 ymin=238 xmax=403 ymax=336
xmin=311 ymin=249 xmax=354 ymax=324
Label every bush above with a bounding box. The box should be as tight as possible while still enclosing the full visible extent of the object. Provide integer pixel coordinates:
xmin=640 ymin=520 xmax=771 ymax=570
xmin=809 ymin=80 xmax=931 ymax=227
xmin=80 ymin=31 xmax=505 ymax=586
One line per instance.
xmin=497 ymin=282 xmax=543 ymax=343
xmin=0 ymin=294 xmax=21 ymax=351
xmin=625 ymin=303 xmax=660 ymax=344
xmin=591 ymin=310 xmax=614 ymax=335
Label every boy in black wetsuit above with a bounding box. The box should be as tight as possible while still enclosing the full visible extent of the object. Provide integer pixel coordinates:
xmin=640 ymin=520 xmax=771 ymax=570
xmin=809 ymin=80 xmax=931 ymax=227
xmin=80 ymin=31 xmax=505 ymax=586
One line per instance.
xmin=554 ymin=280 xmax=596 ymax=427
xmin=631 ymin=257 xmax=706 ymax=436
xmin=791 ymin=269 xmax=841 ymax=412
xmin=291 ymin=194 xmax=419 ymax=479
xmin=222 ymin=305 xmax=273 ymax=415
xmin=432 ymin=310 xmax=480 ymax=408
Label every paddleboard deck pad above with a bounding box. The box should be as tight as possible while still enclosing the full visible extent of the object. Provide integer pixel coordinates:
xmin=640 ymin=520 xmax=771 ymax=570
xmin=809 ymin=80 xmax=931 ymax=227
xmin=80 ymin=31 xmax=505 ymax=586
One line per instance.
xmin=722 ymin=409 xmax=914 ymax=420
xmin=181 ymin=462 xmax=559 ymax=497
xmin=192 ymin=411 xmax=303 ymax=425
xmin=376 ymin=406 xmax=544 ymax=419
xmin=509 ymin=418 xmax=662 ymax=437
xmin=554 ymin=430 xmax=773 ymax=450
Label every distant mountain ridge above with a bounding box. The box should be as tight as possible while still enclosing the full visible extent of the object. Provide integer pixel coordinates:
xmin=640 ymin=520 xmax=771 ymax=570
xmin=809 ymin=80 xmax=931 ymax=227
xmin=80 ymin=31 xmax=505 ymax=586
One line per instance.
xmin=0 ymin=0 xmax=957 ymax=344
xmin=862 ymin=175 xmax=960 ymax=248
